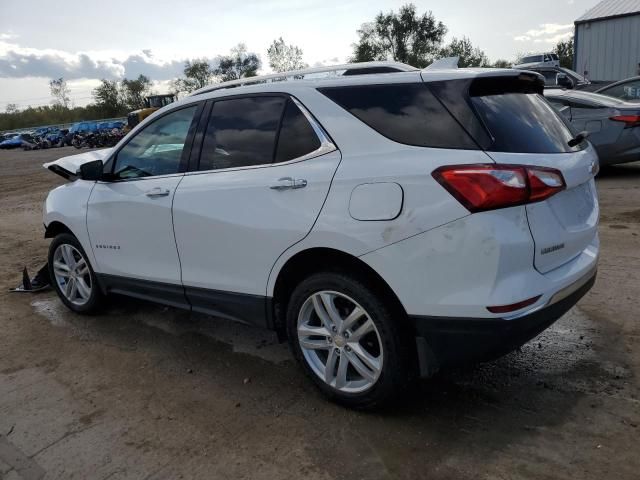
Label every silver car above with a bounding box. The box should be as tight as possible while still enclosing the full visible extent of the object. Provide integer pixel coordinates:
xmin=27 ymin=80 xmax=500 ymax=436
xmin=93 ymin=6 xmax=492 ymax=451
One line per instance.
xmin=595 ymin=76 xmax=640 ymax=101
xmin=545 ymin=89 xmax=640 ymax=166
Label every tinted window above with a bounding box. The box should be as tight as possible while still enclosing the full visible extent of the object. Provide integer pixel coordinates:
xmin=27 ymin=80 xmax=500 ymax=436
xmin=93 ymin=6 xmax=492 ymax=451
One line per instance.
xmin=539 ymin=70 xmax=557 ymax=85
xmin=599 ymin=80 xmax=640 ymax=101
xmin=471 ymin=93 xmax=581 ymax=153
xmin=318 ymin=83 xmax=478 ymax=149
xmin=275 ymin=100 xmax=321 ymax=162
xmin=522 ymin=55 xmax=540 ymax=64
xmin=199 ymin=96 xmax=286 ymax=170
xmin=560 ymin=68 xmax=587 ymax=83
xmin=113 ymin=105 xmax=197 ymax=179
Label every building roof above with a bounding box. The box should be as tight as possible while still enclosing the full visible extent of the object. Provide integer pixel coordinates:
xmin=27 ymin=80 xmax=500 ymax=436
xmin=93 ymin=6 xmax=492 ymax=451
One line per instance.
xmin=576 ymin=0 xmax=640 ymax=24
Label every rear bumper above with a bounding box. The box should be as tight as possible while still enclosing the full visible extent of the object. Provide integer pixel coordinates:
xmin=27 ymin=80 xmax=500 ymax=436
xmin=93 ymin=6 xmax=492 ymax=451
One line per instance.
xmin=412 ymin=271 xmax=596 ymax=375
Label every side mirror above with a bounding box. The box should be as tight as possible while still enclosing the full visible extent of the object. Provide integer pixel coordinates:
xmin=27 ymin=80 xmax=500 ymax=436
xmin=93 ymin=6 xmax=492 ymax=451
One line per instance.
xmin=78 ymin=159 xmax=104 ymax=181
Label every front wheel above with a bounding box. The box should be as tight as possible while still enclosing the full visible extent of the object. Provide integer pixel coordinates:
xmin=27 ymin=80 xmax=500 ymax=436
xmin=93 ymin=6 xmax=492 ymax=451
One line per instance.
xmin=286 ymin=272 xmax=412 ymax=409
xmin=48 ymin=233 xmax=104 ymax=314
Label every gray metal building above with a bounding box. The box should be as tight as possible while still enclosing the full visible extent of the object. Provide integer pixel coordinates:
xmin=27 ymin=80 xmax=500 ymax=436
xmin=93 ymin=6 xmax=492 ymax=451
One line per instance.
xmin=574 ymin=0 xmax=640 ymax=82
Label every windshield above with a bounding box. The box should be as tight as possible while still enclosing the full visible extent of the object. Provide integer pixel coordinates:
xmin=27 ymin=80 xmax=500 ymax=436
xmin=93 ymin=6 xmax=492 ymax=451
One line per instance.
xmin=560 ymin=67 xmax=587 ymax=83
xmin=471 ymin=93 xmax=583 ymax=154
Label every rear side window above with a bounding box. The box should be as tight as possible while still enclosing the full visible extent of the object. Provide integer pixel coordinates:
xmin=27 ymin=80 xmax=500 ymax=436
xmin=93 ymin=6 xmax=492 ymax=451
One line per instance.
xmin=521 ymin=55 xmax=540 ymax=64
xmin=200 ymin=96 xmax=286 ymax=170
xmin=318 ymin=83 xmax=478 ymax=149
xmin=598 ymin=80 xmax=640 ymax=101
xmin=275 ymin=100 xmax=321 ymax=162
xmin=471 ymin=93 xmax=581 ymax=153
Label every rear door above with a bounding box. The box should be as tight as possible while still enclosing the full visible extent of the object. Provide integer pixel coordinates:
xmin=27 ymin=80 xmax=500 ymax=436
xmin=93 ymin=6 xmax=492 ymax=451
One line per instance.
xmin=173 ymin=95 xmax=340 ymax=324
xmin=470 ymin=88 xmax=599 ymax=273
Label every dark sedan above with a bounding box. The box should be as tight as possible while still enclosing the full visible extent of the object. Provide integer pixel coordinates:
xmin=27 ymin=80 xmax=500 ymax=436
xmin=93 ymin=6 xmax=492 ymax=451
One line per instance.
xmin=545 ymin=89 xmax=640 ymax=166
xmin=0 ymin=133 xmax=34 ymax=149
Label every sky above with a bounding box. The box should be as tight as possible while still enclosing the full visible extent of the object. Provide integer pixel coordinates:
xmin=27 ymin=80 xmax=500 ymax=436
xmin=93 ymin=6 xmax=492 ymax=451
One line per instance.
xmin=0 ymin=0 xmax=602 ymax=109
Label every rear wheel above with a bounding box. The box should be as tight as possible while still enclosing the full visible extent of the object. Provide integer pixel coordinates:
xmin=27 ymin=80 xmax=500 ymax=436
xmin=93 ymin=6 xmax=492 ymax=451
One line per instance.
xmin=48 ymin=233 xmax=104 ymax=314
xmin=286 ymin=272 xmax=411 ymax=409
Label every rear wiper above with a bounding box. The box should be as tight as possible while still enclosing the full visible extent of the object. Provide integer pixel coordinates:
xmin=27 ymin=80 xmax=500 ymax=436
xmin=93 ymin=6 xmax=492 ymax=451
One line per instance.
xmin=568 ymin=130 xmax=589 ymax=148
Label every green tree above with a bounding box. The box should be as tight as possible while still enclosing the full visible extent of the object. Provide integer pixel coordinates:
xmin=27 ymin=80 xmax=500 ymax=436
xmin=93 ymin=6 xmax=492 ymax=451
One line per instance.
xmin=49 ymin=77 xmax=71 ymax=109
xmin=351 ymin=3 xmax=447 ymax=68
xmin=92 ymin=79 xmax=125 ymax=117
xmin=492 ymin=59 xmax=512 ymax=68
xmin=172 ymin=59 xmax=215 ymax=94
xmin=5 ymin=103 xmax=19 ymax=114
xmin=267 ymin=37 xmax=307 ymax=73
xmin=554 ymin=37 xmax=574 ymax=69
xmin=214 ymin=44 xmax=261 ymax=82
xmin=121 ymin=75 xmax=152 ymax=110
xmin=0 ymin=103 xmax=111 ymax=131
xmin=439 ymin=37 xmax=489 ymax=68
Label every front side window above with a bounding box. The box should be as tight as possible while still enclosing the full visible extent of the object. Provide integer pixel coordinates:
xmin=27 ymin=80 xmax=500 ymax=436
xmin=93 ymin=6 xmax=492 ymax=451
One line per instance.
xmin=318 ymin=83 xmax=478 ymax=149
xmin=113 ymin=105 xmax=197 ymax=180
xmin=199 ymin=96 xmax=286 ymax=170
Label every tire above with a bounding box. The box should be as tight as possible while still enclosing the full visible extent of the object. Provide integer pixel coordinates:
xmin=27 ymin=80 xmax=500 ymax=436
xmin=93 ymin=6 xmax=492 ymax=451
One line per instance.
xmin=286 ymin=271 xmax=412 ymax=409
xmin=48 ymin=233 xmax=104 ymax=314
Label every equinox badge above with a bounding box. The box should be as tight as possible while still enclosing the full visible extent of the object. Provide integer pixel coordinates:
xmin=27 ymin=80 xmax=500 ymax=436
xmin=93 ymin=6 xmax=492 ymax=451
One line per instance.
xmin=541 ymin=243 xmax=565 ymax=255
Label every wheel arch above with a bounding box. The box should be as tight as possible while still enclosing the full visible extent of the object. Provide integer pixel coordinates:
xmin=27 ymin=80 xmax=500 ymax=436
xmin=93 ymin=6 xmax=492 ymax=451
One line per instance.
xmin=44 ymin=220 xmax=74 ymax=239
xmin=271 ymin=247 xmax=409 ymax=334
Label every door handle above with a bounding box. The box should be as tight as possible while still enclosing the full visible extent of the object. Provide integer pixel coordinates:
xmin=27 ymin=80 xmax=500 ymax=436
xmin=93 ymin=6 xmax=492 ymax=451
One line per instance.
xmin=269 ymin=177 xmax=308 ymax=191
xmin=145 ymin=187 xmax=171 ymax=198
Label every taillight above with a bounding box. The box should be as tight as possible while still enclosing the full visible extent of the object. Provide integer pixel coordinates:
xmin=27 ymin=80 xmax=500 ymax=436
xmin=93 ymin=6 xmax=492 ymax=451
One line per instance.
xmin=432 ymin=164 xmax=565 ymax=213
xmin=487 ymin=295 xmax=542 ymax=314
xmin=610 ymin=115 xmax=640 ymax=127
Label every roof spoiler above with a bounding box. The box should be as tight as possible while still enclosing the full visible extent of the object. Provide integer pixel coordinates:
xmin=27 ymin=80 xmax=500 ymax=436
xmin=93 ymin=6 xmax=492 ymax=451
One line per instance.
xmin=469 ymin=72 xmax=545 ymax=96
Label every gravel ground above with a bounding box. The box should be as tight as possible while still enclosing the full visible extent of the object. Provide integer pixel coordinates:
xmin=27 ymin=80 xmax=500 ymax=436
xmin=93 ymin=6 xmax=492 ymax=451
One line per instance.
xmin=0 ymin=147 xmax=639 ymax=480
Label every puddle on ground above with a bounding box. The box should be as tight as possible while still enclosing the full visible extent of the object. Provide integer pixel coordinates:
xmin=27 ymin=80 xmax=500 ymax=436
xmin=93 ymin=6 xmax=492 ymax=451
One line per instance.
xmin=31 ymin=296 xmax=291 ymax=364
xmin=31 ymin=297 xmax=72 ymax=328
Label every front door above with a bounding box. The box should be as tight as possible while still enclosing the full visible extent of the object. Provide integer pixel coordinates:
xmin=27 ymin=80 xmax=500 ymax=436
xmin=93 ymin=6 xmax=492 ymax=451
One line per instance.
xmin=87 ymin=104 xmax=200 ymax=303
xmin=173 ymin=96 xmax=340 ymax=325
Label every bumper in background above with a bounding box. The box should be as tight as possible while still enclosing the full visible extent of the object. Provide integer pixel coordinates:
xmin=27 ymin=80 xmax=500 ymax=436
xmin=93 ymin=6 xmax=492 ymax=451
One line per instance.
xmin=412 ymin=272 xmax=596 ymax=376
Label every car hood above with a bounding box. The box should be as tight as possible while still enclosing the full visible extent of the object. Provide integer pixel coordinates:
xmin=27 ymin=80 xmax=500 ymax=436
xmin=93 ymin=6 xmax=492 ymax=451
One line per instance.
xmin=43 ymin=148 xmax=113 ymax=180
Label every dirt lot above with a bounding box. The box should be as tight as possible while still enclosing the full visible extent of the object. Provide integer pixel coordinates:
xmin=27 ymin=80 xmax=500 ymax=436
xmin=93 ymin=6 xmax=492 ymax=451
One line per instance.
xmin=0 ymin=147 xmax=638 ymax=480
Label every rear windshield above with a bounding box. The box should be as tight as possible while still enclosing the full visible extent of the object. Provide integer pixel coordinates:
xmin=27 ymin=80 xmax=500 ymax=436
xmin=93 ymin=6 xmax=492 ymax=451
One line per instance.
xmin=318 ymin=83 xmax=478 ymax=149
xmin=471 ymin=93 xmax=583 ymax=153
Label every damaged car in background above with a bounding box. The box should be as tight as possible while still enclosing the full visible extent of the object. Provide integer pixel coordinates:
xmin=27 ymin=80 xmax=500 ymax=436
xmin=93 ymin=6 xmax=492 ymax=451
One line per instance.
xmin=545 ymin=88 xmax=640 ymax=166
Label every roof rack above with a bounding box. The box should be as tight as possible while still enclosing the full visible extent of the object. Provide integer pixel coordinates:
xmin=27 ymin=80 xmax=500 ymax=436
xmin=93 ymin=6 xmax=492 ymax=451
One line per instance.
xmin=190 ymin=61 xmax=417 ymax=96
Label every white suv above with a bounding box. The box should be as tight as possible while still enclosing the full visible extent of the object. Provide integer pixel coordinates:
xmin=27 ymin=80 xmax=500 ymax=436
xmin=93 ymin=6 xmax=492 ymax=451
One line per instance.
xmin=43 ymin=62 xmax=599 ymax=408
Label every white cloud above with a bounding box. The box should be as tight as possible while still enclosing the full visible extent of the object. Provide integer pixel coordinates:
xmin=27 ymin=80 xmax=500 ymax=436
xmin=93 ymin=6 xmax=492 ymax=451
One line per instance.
xmin=514 ymin=23 xmax=573 ymax=43
xmin=0 ymin=32 xmax=18 ymax=41
xmin=0 ymin=40 xmax=218 ymax=81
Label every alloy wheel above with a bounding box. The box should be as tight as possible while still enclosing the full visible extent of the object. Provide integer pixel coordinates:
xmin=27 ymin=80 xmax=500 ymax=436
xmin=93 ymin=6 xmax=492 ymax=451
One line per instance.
xmin=52 ymin=244 xmax=92 ymax=306
xmin=297 ymin=290 xmax=383 ymax=393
